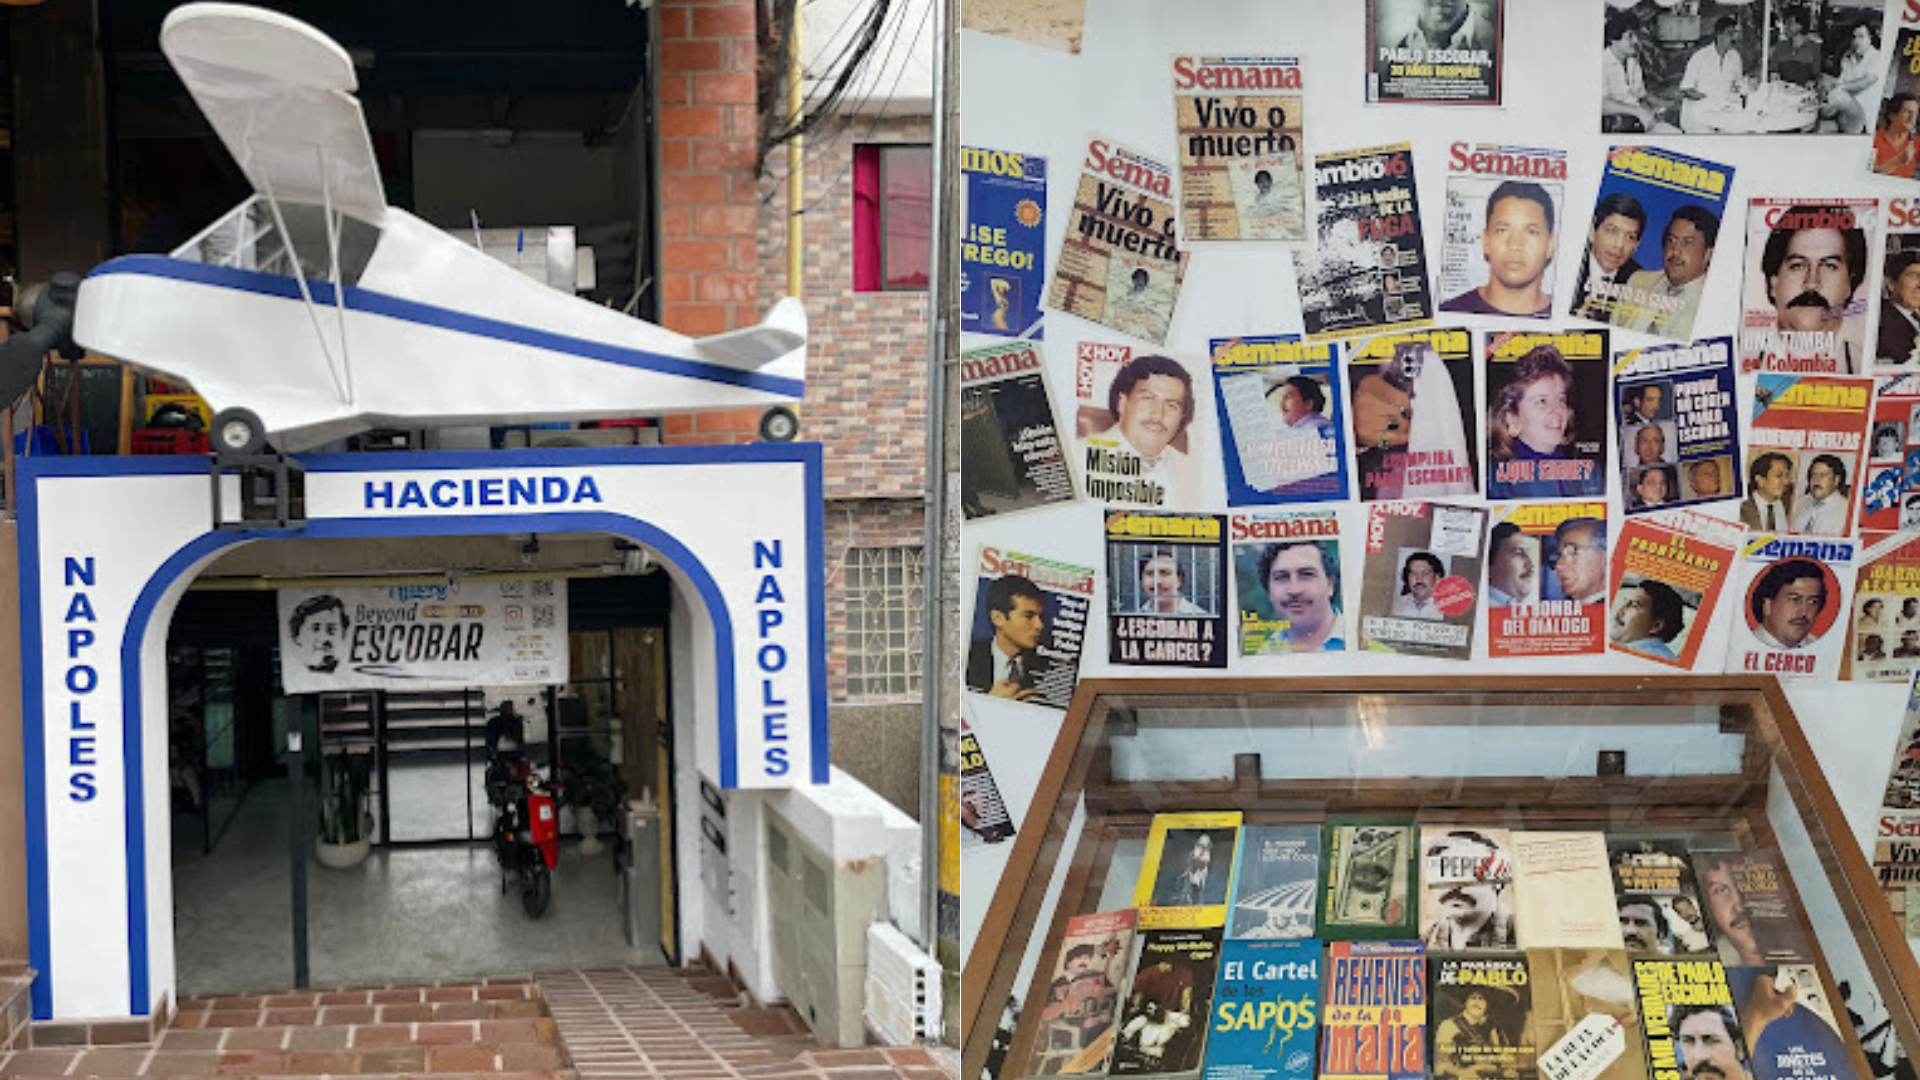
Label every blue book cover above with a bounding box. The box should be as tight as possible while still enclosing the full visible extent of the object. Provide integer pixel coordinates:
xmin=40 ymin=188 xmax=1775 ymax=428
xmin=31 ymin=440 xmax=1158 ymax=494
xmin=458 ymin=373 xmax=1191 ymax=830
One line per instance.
xmin=1202 ymin=939 xmax=1321 ymax=1080
xmin=1228 ymin=824 xmax=1322 ymax=939
xmin=1212 ymin=336 xmax=1350 ymax=504
xmin=1727 ymin=966 xmax=1858 ymax=1080
xmin=962 ymin=146 xmax=1047 ymax=340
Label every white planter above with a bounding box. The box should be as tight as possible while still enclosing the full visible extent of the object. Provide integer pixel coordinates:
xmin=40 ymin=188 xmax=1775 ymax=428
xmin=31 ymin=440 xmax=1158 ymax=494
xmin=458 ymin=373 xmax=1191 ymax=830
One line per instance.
xmin=314 ymin=836 xmax=371 ymax=869
xmin=576 ymin=808 xmax=605 ymax=856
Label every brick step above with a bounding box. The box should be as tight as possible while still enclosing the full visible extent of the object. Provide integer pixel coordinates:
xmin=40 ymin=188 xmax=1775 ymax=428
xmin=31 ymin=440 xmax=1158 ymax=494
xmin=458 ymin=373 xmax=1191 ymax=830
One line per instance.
xmin=0 ymin=1071 xmax=572 ymax=1080
xmin=157 ymin=1018 xmax=559 ymax=1050
xmin=173 ymin=997 xmax=548 ymax=1028
xmin=0 ymin=1042 xmax=574 ymax=1077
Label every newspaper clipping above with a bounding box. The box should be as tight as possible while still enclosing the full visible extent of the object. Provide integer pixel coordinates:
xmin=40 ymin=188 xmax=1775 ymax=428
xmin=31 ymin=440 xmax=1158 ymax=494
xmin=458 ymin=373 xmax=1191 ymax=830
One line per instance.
xmin=1607 ymin=509 xmax=1743 ymax=671
xmin=1439 ymin=142 xmax=1565 ymax=319
xmin=961 ymin=146 xmax=1047 ymax=340
xmin=1604 ymin=2 xmax=1879 ymax=137
xmin=1050 ymin=137 xmax=1188 ymax=345
xmin=1074 ymin=341 xmax=1205 ymax=508
xmin=958 ymin=719 xmax=1014 ymax=848
xmin=1295 ymin=143 xmax=1434 ymax=342
xmin=1487 ymin=502 xmax=1609 ymax=659
xmin=1484 ymin=329 xmax=1607 ymax=500
xmin=960 ymin=341 xmax=1075 ymax=521
xmin=1614 ymin=337 xmax=1743 ymax=515
xmin=1872 ymin=27 xmax=1920 ymax=180
xmin=1570 ymin=146 xmax=1735 ymax=342
xmin=1107 ymin=510 xmax=1231 ymax=669
xmin=1844 ymin=532 xmax=1920 ymax=682
xmin=1860 ymin=374 xmax=1920 ymax=531
xmin=1876 ymin=678 xmax=1920 ymax=922
xmin=1358 ymin=500 xmax=1488 ymax=660
xmin=1875 ymin=198 xmax=1920 ymax=368
xmin=1173 ymin=55 xmax=1307 ymax=243
xmin=1349 ymin=329 xmax=1479 ymax=501
xmin=1366 ymin=0 xmax=1504 ymax=106
xmin=1726 ymin=535 xmax=1855 ymax=681
xmin=1746 ymin=374 xmax=1872 ymax=537
xmin=1233 ymin=509 xmax=1346 ymax=656
xmin=965 ymin=545 xmax=1093 ymax=710
xmin=1212 ymin=335 xmax=1348 ymax=504
xmin=1740 ymin=198 xmax=1880 ymax=375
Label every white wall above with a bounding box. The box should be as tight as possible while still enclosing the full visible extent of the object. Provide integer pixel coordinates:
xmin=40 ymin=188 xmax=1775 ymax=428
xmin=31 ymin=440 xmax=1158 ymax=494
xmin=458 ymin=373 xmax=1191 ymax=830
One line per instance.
xmin=959 ymin=0 xmax=1918 ymax=958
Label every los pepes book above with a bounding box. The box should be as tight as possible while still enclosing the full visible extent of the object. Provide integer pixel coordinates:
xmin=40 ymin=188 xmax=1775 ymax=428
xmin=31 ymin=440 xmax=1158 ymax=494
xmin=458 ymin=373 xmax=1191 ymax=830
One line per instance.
xmin=1200 ymin=938 xmax=1321 ymax=1080
xmin=1320 ymin=939 xmax=1427 ymax=1080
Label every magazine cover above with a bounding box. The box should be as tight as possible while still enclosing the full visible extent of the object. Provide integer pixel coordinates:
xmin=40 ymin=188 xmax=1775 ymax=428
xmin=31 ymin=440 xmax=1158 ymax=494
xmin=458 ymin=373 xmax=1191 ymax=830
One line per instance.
xmin=1873 ymin=809 xmax=1920 ymax=921
xmin=1613 ymin=337 xmax=1742 ymax=515
xmin=1725 ymin=536 xmax=1855 ymax=681
xmin=1845 ymin=532 xmax=1920 ymax=681
xmin=1173 ymin=56 xmax=1307 ymax=243
xmin=961 ymin=342 xmax=1075 ymax=521
xmin=1602 ymin=3 xmax=1875 ymax=136
xmin=1366 ymin=0 xmax=1503 ymax=106
xmin=1137 ymin=811 xmax=1244 ymax=927
xmin=1725 ymin=965 xmax=1859 ymax=1080
xmin=1227 ymin=823 xmax=1322 ymax=940
xmin=1418 ymin=826 xmax=1516 ymax=950
xmin=1350 ymin=329 xmax=1479 ymax=501
xmin=1076 ymin=341 xmax=1206 ymax=508
xmin=1431 ymin=954 xmax=1535 ymax=1080
xmin=1875 ymin=201 xmax=1920 ymax=368
xmin=960 ymin=0 xmax=1085 ymax=54
xmin=1570 ymin=147 xmax=1735 ymax=342
xmin=1608 ymin=837 xmax=1714 ymax=956
xmin=1321 ymin=817 xmax=1419 ymax=938
xmin=1359 ymin=501 xmax=1488 ymax=660
xmin=1296 ymin=144 xmax=1434 ymax=342
xmin=1213 ymin=335 xmax=1349 ymax=504
xmin=1233 ymin=510 xmax=1347 ymax=656
xmin=1113 ymin=926 xmax=1225 ymax=1078
xmin=1883 ymin=674 xmax=1920 ymax=810
xmin=1485 ymin=329 xmax=1607 ymax=499
xmin=1740 ymin=199 xmax=1879 ymax=375
xmin=1487 ymin=503 xmax=1608 ymax=659
xmin=966 ymin=546 xmax=1093 ymax=709
xmin=1872 ymin=27 xmax=1920 ymax=181
xmin=1747 ymin=374 xmax=1872 ymax=536
xmin=1441 ymin=144 xmax=1565 ymax=319
xmin=1512 ymin=832 xmax=1627 ymax=951
xmin=1859 ymin=375 xmax=1920 ymax=530
xmin=1606 ymin=509 xmax=1742 ymax=671
xmin=1632 ymin=961 xmax=1750 ymax=1080
xmin=1028 ymin=908 xmax=1137 ymax=1077
xmin=961 ymin=146 xmax=1047 ymax=339
xmin=1321 ymin=940 xmax=1427 ymax=1080
xmin=958 ymin=721 xmax=1014 ymax=848
xmin=1527 ymin=948 xmax=1646 ymax=1080
xmin=1200 ymin=939 xmax=1320 ymax=1080
xmin=1108 ymin=511 xmax=1231 ymax=669
xmin=1051 ymin=137 xmax=1189 ymax=345
xmin=1689 ymin=850 xmax=1811 ymax=967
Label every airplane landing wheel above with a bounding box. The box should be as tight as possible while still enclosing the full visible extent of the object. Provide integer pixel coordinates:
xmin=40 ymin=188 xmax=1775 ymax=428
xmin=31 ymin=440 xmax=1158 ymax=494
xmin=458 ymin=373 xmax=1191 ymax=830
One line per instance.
xmin=758 ymin=406 xmax=799 ymax=442
xmin=212 ymin=408 xmax=267 ymax=456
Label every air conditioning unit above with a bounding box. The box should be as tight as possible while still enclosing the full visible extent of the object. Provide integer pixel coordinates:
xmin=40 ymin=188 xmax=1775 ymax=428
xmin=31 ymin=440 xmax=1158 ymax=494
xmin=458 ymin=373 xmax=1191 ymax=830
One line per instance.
xmin=865 ymin=921 xmax=941 ymax=1045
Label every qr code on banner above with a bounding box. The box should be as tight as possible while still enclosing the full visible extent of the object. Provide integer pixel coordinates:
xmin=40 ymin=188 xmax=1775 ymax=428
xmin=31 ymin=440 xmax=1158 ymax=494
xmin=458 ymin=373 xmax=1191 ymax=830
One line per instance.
xmin=530 ymin=580 xmax=555 ymax=598
xmin=532 ymin=605 xmax=556 ymax=628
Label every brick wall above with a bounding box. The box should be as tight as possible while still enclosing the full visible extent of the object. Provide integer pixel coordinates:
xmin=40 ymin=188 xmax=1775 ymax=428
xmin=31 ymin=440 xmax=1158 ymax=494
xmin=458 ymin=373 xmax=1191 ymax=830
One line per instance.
xmin=758 ymin=114 xmax=931 ymax=502
xmin=654 ymin=0 xmax=766 ymax=446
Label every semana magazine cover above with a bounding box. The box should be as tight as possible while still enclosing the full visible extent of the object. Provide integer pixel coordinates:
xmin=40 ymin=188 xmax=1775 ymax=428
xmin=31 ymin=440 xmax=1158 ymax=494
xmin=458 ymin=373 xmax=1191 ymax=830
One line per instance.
xmin=1484 ymin=329 xmax=1607 ymax=500
xmin=1173 ymin=56 xmax=1307 ymax=242
xmin=1486 ymin=503 xmax=1608 ymax=659
xmin=1571 ymin=146 xmax=1735 ymax=341
xmin=1440 ymin=143 xmax=1563 ymax=318
xmin=1108 ymin=511 xmax=1231 ymax=669
xmin=1051 ymin=137 xmax=1189 ymax=345
xmin=965 ymin=545 xmax=1093 ymax=710
xmin=1746 ymin=374 xmax=1872 ymax=537
xmin=960 ymin=341 xmax=1076 ymax=521
xmin=1613 ymin=337 xmax=1742 ymax=515
xmin=1213 ymin=334 xmax=1348 ymax=504
xmin=1233 ymin=509 xmax=1346 ymax=656
xmin=1350 ymin=329 xmax=1478 ymax=501
xmin=1725 ymin=536 xmax=1855 ymax=681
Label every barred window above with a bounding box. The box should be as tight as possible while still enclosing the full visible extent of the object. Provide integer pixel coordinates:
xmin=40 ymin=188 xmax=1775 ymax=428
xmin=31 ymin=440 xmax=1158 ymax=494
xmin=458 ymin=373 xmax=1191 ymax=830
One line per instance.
xmin=843 ymin=546 xmax=925 ymax=699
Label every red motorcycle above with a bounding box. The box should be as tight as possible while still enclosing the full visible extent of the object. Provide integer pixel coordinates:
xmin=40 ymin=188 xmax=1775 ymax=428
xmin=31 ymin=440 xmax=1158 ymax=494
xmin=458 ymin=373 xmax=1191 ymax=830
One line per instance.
xmin=485 ymin=704 xmax=561 ymax=917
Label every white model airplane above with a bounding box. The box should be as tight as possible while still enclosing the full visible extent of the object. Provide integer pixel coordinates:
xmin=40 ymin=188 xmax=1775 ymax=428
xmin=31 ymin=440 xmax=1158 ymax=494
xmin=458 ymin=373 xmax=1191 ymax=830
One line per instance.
xmin=68 ymin=3 xmax=805 ymax=454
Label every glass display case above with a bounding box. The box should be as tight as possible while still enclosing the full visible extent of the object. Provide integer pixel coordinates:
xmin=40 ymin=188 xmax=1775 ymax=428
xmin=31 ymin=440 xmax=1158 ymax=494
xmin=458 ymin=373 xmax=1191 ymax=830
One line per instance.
xmin=962 ymin=676 xmax=1920 ymax=1080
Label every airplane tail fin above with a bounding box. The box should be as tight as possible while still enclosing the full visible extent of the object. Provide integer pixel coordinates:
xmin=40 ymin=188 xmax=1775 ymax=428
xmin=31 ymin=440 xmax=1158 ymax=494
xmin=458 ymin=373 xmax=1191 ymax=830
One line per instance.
xmin=692 ymin=297 xmax=806 ymax=368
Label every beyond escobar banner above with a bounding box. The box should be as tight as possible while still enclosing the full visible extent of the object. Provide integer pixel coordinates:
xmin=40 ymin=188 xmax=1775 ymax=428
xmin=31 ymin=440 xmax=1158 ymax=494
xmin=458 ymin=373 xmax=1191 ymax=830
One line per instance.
xmin=277 ymin=579 xmax=570 ymax=693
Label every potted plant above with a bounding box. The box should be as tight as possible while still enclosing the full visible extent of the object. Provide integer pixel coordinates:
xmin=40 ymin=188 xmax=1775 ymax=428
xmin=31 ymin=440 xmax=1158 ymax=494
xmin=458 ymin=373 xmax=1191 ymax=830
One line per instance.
xmin=561 ymin=755 xmax=626 ymax=858
xmin=315 ymin=750 xmax=373 ymax=869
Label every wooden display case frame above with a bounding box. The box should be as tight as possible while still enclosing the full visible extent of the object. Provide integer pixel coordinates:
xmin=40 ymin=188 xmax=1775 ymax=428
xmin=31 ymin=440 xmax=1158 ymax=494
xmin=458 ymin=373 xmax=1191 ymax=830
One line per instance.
xmin=961 ymin=675 xmax=1920 ymax=1080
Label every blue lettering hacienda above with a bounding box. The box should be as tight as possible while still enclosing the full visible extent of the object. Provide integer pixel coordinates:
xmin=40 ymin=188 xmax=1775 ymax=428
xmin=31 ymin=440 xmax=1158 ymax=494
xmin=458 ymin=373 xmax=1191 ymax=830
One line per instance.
xmin=363 ymin=474 xmax=607 ymax=511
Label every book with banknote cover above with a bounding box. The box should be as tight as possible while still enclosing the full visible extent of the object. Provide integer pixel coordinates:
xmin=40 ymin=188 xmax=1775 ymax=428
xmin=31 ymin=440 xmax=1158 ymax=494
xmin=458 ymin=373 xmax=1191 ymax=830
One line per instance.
xmin=1321 ymin=816 xmax=1419 ymax=938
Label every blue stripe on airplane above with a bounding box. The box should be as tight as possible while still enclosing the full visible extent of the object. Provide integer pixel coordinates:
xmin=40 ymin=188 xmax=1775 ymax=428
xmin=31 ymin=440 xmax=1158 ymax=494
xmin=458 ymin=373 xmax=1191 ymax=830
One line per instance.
xmin=89 ymin=255 xmax=805 ymax=398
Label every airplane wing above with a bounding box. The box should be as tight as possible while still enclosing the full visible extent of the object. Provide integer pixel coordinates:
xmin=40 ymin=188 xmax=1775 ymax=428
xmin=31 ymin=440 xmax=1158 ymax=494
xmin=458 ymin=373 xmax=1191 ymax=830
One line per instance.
xmin=161 ymin=4 xmax=386 ymax=224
